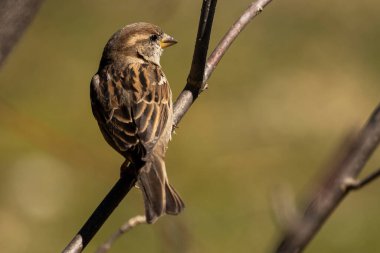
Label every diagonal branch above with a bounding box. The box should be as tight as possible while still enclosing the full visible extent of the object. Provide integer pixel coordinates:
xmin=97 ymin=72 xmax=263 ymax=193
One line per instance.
xmin=344 ymin=167 xmax=380 ymax=191
xmin=0 ymin=0 xmax=44 ymax=68
xmin=188 ymin=0 xmax=217 ymax=87
xmin=62 ymin=175 xmax=138 ymax=253
xmin=172 ymin=0 xmax=217 ymax=127
xmin=62 ymin=0 xmax=274 ymax=252
xmin=275 ymin=104 xmax=380 ymax=253
xmin=173 ymin=0 xmax=274 ymax=126
xmin=204 ymin=0 xmax=273 ymax=81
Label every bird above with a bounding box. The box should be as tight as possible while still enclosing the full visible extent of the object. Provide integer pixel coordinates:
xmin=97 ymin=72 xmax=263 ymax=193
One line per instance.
xmin=90 ymin=22 xmax=184 ymax=224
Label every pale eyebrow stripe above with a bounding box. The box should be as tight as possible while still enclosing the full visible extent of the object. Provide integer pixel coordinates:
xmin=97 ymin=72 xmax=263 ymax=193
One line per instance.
xmin=125 ymin=34 xmax=149 ymax=47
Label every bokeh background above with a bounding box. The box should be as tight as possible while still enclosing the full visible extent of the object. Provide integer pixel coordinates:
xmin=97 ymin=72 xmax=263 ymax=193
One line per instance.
xmin=1 ymin=0 xmax=380 ymax=252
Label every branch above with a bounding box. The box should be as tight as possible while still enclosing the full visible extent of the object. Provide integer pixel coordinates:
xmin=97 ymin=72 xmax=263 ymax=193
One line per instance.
xmin=173 ymin=0 xmax=274 ymax=126
xmin=62 ymin=0 xmax=275 ymax=252
xmin=205 ymin=0 xmax=273 ymax=81
xmin=0 ymin=0 xmax=44 ymax=68
xmin=62 ymin=175 xmax=138 ymax=253
xmin=275 ymin=104 xmax=380 ymax=253
xmin=344 ymin=167 xmax=380 ymax=191
xmin=95 ymin=215 xmax=146 ymax=253
xmin=172 ymin=0 xmax=218 ymax=126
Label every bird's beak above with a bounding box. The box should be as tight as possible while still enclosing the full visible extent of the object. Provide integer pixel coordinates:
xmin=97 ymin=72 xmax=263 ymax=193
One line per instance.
xmin=160 ymin=33 xmax=177 ymax=49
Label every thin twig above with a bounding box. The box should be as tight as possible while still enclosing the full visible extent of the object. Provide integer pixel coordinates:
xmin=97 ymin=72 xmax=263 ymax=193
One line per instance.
xmin=205 ymin=0 xmax=273 ymax=81
xmin=172 ymin=0 xmax=217 ymax=127
xmin=275 ymin=104 xmax=380 ymax=253
xmin=62 ymin=175 xmax=138 ymax=253
xmin=188 ymin=0 xmax=217 ymax=87
xmin=173 ymin=0 xmax=274 ymax=126
xmin=95 ymin=215 xmax=146 ymax=253
xmin=344 ymin=167 xmax=380 ymax=191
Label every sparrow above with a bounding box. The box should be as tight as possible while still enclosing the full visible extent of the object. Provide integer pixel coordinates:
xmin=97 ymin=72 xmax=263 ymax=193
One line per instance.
xmin=90 ymin=22 xmax=184 ymax=224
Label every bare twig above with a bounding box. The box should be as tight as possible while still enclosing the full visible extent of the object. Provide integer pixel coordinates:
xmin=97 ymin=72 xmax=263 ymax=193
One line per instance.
xmin=344 ymin=167 xmax=380 ymax=191
xmin=173 ymin=0 xmax=274 ymax=126
xmin=95 ymin=215 xmax=146 ymax=253
xmin=204 ymin=0 xmax=273 ymax=81
xmin=62 ymin=0 xmax=275 ymax=252
xmin=62 ymin=175 xmax=138 ymax=253
xmin=0 ymin=0 xmax=44 ymax=68
xmin=275 ymin=104 xmax=380 ymax=253
xmin=172 ymin=0 xmax=217 ymax=127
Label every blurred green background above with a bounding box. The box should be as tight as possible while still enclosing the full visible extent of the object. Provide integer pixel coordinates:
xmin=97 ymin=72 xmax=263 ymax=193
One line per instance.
xmin=1 ymin=0 xmax=380 ymax=252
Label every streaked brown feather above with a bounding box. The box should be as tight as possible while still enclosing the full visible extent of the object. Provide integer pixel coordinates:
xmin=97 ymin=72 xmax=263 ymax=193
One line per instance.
xmin=146 ymin=104 xmax=161 ymax=142
xmin=138 ymin=103 xmax=155 ymax=133
xmin=134 ymin=102 xmax=147 ymax=119
xmin=90 ymin=62 xmax=171 ymax=157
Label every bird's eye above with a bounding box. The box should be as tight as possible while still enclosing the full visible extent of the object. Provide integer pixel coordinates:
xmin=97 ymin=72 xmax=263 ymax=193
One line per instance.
xmin=150 ymin=34 xmax=159 ymax=42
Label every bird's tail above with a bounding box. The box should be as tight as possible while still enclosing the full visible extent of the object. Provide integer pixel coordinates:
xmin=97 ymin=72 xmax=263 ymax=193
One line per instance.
xmin=138 ymin=153 xmax=184 ymax=224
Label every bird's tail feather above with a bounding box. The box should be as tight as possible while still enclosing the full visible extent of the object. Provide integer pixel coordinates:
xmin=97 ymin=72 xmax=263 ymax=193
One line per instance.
xmin=138 ymin=153 xmax=184 ymax=224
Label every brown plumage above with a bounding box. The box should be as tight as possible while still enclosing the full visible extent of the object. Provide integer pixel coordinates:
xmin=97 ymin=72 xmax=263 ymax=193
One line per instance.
xmin=90 ymin=22 xmax=184 ymax=224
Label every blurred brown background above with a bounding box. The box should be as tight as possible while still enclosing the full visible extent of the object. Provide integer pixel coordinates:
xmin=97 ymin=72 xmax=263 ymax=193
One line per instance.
xmin=1 ymin=0 xmax=380 ymax=252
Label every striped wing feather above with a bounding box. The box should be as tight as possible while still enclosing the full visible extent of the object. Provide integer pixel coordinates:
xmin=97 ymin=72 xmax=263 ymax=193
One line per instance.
xmin=90 ymin=63 xmax=171 ymax=158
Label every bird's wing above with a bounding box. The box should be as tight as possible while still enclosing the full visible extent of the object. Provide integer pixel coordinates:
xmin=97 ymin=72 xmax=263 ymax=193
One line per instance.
xmin=90 ymin=63 xmax=171 ymax=157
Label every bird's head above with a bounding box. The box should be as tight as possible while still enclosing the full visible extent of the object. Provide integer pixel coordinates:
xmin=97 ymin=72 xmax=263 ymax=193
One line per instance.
xmin=101 ymin=22 xmax=177 ymax=66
